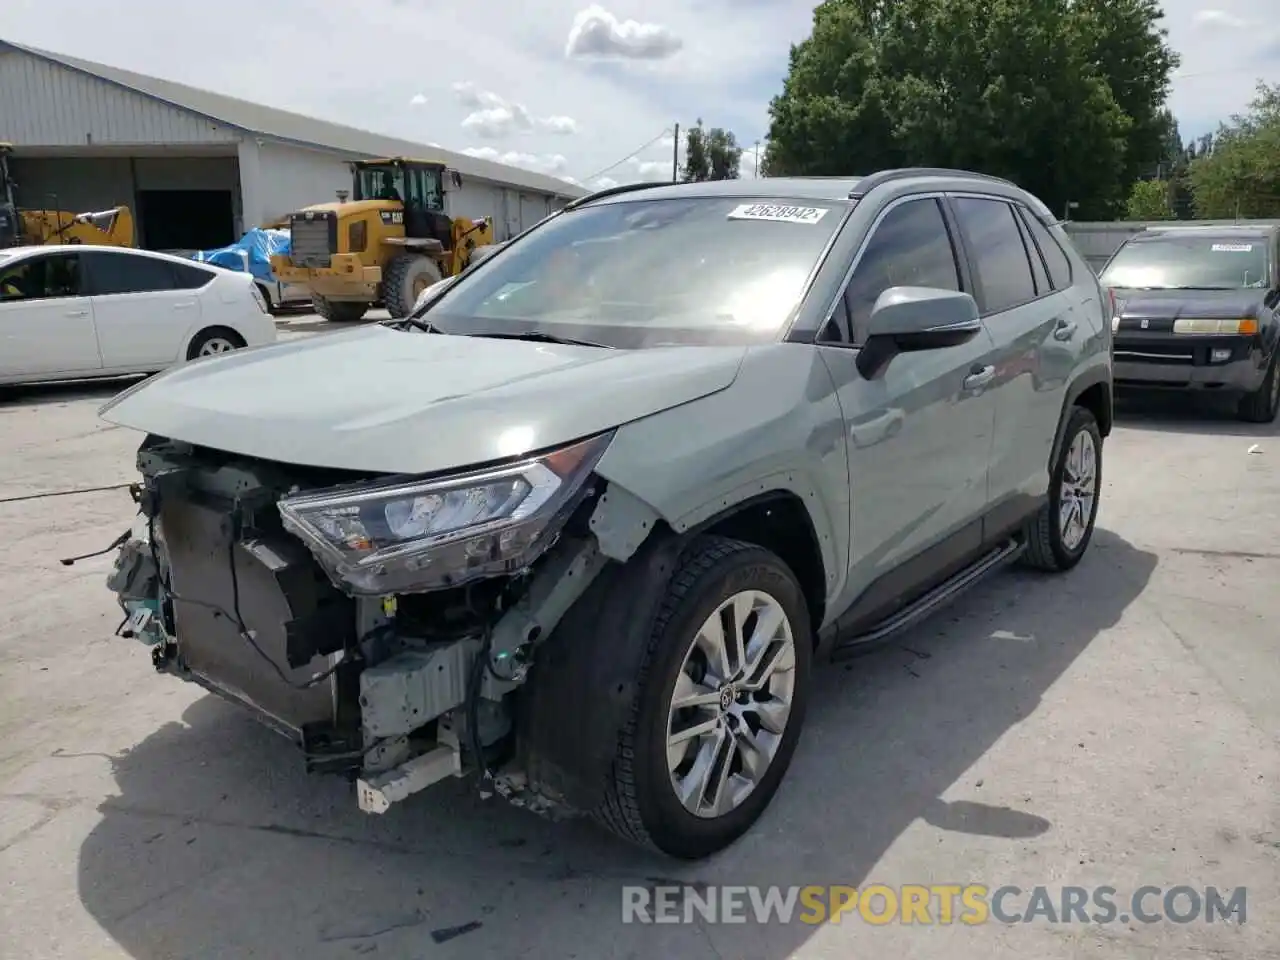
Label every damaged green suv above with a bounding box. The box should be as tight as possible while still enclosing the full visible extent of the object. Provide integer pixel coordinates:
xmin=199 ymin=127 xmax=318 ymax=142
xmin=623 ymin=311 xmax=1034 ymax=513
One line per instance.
xmin=99 ymin=170 xmax=1112 ymax=860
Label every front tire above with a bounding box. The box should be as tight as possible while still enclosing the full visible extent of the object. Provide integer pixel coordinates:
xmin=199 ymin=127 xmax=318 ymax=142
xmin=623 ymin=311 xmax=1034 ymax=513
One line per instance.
xmin=311 ymin=295 xmax=368 ymax=323
xmin=1237 ymin=352 xmax=1280 ymax=423
xmin=595 ymin=536 xmax=812 ymax=859
xmin=1021 ymin=405 xmax=1102 ymax=572
xmin=382 ymin=253 xmax=442 ymax=319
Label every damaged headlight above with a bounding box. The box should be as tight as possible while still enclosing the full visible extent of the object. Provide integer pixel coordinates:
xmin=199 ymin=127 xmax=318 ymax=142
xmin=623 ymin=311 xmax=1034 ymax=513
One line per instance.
xmin=277 ymin=432 xmax=612 ymax=594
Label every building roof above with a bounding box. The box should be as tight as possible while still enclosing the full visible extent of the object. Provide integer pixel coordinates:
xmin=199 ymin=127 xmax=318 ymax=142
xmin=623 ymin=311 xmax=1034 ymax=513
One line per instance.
xmin=0 ymin=39 xmax=588 ymax=200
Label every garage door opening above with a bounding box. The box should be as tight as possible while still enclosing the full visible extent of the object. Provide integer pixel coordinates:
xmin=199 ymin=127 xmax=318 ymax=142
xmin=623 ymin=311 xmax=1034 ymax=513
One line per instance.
xmin=137 ymin=189 xmax=234 ymax=251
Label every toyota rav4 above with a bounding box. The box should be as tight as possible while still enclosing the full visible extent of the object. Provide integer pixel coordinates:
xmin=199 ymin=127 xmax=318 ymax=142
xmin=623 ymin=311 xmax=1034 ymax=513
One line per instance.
xmin=98 ymin=168 xmax=1113 ymax=860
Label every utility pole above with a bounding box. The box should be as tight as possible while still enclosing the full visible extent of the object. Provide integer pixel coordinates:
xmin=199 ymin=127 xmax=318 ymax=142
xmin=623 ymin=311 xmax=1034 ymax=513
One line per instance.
xmin=754 ymin=140 xmax=761 ymax=178
xmin=672 ymin=123 xmax=679 ymax=183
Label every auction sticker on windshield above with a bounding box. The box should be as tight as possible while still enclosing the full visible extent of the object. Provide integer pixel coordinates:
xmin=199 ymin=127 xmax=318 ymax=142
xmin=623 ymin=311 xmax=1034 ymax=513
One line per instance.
xmin=1211 ymin=243 xmax=1254 ymax=252
xmin=728 ymin=203 xmax=830 ymax=224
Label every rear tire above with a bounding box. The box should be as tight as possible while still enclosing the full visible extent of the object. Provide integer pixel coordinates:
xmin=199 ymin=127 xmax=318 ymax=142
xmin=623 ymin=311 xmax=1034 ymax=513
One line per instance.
xmin=186 ymin=326 xmax=246 ymax=361
xmin=1236 ymin=352 xmax=1280 ymax=423
xmin=311 ymin=295 xmax=368 ymax=323
xmin=255 ymin=283 xmax=279 ymax=316
xmin=383 ymin=253 xmax=442 ymax=319
xmin=594 ymin=535 xmax=812 ymax=859
xmin=1021 ymin=405 xmax=1102 ymax=572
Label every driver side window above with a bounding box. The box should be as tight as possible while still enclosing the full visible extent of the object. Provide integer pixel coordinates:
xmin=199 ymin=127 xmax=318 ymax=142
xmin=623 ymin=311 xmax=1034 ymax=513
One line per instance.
xmin=838 ymin=198 xmax=962 ymax=345
xmin=0 ymin=253 xmax=82 ymax=303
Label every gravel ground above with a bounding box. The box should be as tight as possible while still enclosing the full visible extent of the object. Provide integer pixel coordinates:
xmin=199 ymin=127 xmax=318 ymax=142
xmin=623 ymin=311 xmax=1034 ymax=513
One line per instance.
xmin=1 ymin=336 xmax=1277 ymax=960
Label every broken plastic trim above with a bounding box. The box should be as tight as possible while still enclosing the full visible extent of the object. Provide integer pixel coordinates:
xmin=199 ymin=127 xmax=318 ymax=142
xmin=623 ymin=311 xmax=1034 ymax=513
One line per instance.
xmin=277 ymin=432 xmax=614 ymax=596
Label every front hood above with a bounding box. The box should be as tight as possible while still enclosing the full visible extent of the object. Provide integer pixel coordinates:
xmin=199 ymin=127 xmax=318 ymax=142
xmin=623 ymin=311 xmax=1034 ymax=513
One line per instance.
xmin=1111 ymin=287 xmax=1265 ymax=321
xmin=99 ymin=327 xmax=746 ymax=475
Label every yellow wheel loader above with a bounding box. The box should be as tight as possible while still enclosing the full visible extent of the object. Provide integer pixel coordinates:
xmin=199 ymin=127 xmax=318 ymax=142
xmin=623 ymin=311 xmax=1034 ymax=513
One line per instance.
xmin=269 ymin=158 xmax=495 ymax=322
xmin=0 ymin=143 xmax=135 ymax=248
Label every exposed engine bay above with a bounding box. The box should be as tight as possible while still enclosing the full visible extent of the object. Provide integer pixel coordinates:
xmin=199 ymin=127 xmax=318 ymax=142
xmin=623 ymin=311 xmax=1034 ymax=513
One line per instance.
xmin=104 ymin=432 xmax=658 ymax=817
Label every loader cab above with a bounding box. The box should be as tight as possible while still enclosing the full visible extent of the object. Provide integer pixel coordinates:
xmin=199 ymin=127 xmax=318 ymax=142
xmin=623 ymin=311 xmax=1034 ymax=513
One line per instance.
xmin=351 ymin=158 xmax=453 ymax=250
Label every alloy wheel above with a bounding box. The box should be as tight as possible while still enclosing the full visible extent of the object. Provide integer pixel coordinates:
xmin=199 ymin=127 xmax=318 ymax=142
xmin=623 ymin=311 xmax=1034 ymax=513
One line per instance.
xmin=197 ymin=337 xmax=237 ymax=357
xmin=1059 ymin=429 xmax=1098 ymax=552
xmin=665 ymin=590 xmax=797 ymax=819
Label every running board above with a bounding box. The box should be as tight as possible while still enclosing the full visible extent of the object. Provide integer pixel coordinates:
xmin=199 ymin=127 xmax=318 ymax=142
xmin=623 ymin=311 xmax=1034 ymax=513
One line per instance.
xmin=831 ymin=538 xmax=1025 ymax=660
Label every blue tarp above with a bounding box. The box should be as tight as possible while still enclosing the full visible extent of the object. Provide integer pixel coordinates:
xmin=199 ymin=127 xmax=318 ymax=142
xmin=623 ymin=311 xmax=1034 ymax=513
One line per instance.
xmin=191 ymin=228 xmax=291 ymax=286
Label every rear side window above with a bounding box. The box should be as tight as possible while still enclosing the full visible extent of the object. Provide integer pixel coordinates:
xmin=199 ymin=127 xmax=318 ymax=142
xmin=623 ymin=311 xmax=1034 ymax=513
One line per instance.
xmin=1020 ymin=210 xmax=1073 ymax=289
xmin=85 ymin=251 xmax=178 ymax=296
xmin=171 ymin=262 xmax=216 ymax=290
xmin=0 ymin=252 xmax=82 ymax=301
xmin=952 ymin=198 xmax=1037 ymax=313
xmin=841 ymin=197 xmax=961 ymax=343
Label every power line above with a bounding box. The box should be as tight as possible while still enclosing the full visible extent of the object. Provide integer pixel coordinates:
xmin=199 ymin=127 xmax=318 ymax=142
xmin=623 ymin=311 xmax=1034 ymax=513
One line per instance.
xmin=1172 ymin=67 xmax=1280 ymax=80
xmin=581 ymin=127 xmax=675 ymax=183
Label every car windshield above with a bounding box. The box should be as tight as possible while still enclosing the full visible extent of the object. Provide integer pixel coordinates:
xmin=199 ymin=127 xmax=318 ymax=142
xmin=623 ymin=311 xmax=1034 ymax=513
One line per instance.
xmin=1100 ymin=233 xmax=1272 ymax=290
xmin=419 ymin=196 xmax=849 ymax=348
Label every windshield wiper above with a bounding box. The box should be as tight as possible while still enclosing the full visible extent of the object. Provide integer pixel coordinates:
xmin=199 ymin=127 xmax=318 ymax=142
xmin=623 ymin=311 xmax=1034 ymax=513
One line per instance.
xmin=382 ymin=315 xmax=438 ymax=333
xmin=466 ymin=331 xmax=616 ymax=349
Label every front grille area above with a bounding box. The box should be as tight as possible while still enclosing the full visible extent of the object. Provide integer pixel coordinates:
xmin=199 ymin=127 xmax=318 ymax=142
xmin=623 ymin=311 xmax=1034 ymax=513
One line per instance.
xmin=289 ymin=214 xmax=336 ymax=268
xmin=1113 ymin=342 xmax=1195 ymax=365
xmin=1113 ymin=335 xmax=1247 ymax=367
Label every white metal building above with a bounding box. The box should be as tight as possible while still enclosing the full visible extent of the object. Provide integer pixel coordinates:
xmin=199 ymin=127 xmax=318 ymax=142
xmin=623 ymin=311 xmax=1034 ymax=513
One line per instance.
xmin=0 ymin=39 xmax=587 ymax=251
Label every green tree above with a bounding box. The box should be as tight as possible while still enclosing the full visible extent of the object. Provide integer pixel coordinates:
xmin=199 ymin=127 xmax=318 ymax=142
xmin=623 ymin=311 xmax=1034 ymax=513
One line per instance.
xmin=683 ymin=120 xmax=744 ymax=181
xmin=763 ymin=0 xmax=1179 ymax=218
xmin=1068 ymin=0 xmax=1180 ymax=191
xmin=1188 ymin=82 xmax=1280 ymax=219
xmin=1124 ymin=178 xmax=1174 ymax=219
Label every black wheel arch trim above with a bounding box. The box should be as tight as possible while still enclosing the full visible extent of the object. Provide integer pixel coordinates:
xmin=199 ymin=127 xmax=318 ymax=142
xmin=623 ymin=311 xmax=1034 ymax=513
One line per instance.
xmin=1050 ymin=365 xmax=1112 ymax=473
xmin=517 ymin=527 xmax=687 ymax=814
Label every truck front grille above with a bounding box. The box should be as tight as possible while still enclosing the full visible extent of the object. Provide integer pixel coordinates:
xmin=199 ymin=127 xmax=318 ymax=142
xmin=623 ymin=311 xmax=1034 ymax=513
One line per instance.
xmin=289 ymin=214 xmax=336 ymax=268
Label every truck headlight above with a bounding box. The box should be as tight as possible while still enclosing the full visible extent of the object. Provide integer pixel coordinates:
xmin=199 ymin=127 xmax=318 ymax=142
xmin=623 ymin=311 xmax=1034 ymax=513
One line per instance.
xmin=277 ymin=432 xmax=613 ymax=595
xmin=1171 ymin=318 xmax=1258 ymax=335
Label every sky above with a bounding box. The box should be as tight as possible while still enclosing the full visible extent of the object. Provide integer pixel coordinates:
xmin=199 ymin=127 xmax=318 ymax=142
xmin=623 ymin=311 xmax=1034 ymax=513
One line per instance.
xmin=1 ymin=0 xmax=1277 ymax=191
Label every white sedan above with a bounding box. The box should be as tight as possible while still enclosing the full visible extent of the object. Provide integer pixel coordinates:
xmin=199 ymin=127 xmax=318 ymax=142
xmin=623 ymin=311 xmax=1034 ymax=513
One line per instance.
xmin=0 ymin=244 xmax=277 ymax=386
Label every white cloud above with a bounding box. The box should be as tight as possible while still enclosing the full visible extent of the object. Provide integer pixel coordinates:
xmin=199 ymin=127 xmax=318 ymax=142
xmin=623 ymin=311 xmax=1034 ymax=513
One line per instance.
xmin=566 ymin=5 xmax=683 ymax=60
xmin=462 ymin=146 xmax=569 ymax=176
xmin=592 ymin=176 xmax=620 ymax=189
xmin=539 ymin=115 xmax=580 ymax=135
xmin=451 ymin=81 xmax=507 ymax=110
xmin=453 ymin=81 xmax=577 ymax=138
xmin=409 ymin=93 xmax=428 ymax=106
xmin=629 ymin=157 xmax=673 ymax=181
xmin=1192 ymin=9 xmax=1248 ymax=28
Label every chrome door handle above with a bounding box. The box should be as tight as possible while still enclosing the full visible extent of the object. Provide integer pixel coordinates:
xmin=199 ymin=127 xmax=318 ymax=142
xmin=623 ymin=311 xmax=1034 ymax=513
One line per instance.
xmin=65 ymin=309 xmax=89 ymax=317
xmin=1054 ymin=319 xmax=1077 ymax=340
xmin=963 ymin=365 xmax=995 ymax=390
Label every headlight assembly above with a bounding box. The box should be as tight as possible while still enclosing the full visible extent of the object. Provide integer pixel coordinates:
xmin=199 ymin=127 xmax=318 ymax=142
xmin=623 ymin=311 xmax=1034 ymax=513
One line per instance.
xmin=1171 ymin=318 xmax=1258 ymax=335
xmin=278 ymin=432 xmax=613 ymax=595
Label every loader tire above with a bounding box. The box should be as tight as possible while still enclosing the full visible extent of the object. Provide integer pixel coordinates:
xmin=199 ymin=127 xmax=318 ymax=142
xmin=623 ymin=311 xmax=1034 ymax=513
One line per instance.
xmin=311 ymin=295 xmax=368 ymax=323
xmin=383 ymin=254 xmax=442 ymax=319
